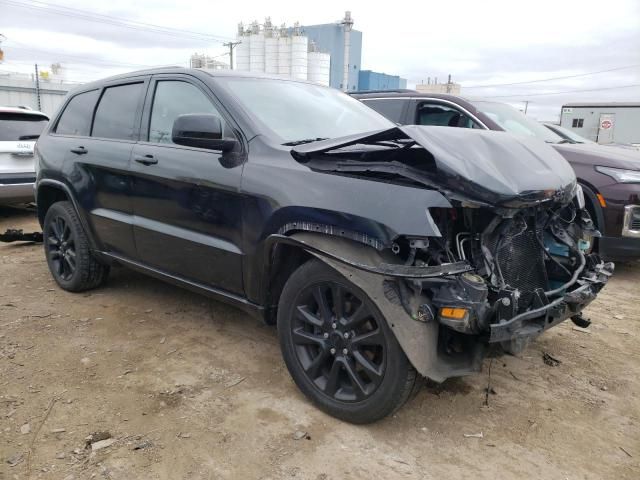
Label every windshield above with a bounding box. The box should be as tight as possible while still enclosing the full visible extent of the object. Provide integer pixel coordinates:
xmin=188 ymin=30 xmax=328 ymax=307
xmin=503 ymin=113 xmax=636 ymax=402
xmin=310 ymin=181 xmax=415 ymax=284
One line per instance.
xmin=0 ymin=113 xmax=49 ymax=141
xmin=546 ymin=124 xmax=594 ymax=144
xmin=473 ymin=101 xmax=564 ymax=143
xmin=215 ymin=77 xmax=394 ymax=144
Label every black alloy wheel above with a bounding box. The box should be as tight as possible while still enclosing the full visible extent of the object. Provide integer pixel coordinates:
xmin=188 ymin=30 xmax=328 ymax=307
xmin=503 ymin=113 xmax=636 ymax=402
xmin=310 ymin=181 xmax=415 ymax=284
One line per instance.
xmin=46 ymin=215 xmax=77 ymax=281
xmin=43 ymin=201 xmax=109 ymax=292
xmin=291 ymin=281 xmax=385 ymax=402
xmin=278 ymin=259 xmax=420 ymax=424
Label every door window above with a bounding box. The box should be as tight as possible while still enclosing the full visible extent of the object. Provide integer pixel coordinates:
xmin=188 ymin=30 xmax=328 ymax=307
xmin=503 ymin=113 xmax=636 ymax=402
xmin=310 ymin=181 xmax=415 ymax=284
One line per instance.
xmin=417 ymin=103 xmax=478 ymax=128
xmin=362 ymin=99 xmax=407 ymax=123
xmin=92 ymin=83 xmax=144 ymax=140
xmin=148 ymin=81 xmax=224 ymax=145
xmin=55 ymin=89 xmax=100 ymax=136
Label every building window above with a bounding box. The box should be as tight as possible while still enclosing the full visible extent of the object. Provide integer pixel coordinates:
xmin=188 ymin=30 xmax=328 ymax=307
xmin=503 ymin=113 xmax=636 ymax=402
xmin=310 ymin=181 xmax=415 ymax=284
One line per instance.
xmin=572 ymin=118 xmax=584 ymax=128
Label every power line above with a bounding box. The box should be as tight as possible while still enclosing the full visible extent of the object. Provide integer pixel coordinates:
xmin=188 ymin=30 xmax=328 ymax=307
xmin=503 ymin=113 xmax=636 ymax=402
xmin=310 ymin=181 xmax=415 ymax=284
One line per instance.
xmin=4 ymin=44 xmax=188 ymax=68
xmin=0 ymin=0 xmax=233 ymax=43
xmin=463 ymin=64 xmax=640 ymax=89
xmin=483 ymin=83 xmax=640 ymax=98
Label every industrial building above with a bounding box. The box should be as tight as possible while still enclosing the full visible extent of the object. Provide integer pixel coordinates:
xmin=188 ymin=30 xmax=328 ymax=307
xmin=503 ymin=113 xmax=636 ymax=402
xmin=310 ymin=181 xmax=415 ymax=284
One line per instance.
xmin=0 ymin=69 xmax=74 ymax=116
xmin=189 ymin=53 xmax=229 ymax=70
xmin=560 ymin=102 xmax=640 ymax=146
xmin=234 ymin=12 xmax=361 ymax=90
xmin=415 ymin=77 xmax=461 ymax=95
xmin=235 ymin=19 xmax=333 ymax=87
xmin=358 ymin=70 xmax=407 ymax=91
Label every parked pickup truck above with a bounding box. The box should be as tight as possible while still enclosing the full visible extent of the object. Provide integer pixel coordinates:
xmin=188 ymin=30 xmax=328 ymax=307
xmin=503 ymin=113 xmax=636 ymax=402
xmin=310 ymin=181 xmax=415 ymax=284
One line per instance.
xmin=352 ymin=91 xmax=640 ymax=261
xmin=35 ymin=70 xmax=612 ymax=423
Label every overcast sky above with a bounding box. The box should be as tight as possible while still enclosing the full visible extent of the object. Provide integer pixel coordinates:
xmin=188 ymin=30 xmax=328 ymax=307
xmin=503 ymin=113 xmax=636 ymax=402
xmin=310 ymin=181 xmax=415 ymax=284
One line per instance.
xmin=1 ymin=0 xmax=639 ymax=120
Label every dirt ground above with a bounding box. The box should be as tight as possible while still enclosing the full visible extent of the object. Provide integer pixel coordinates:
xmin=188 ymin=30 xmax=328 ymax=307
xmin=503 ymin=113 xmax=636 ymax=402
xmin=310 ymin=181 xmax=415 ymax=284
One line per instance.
xmin=0 ymin=205 xmax=638 ymax=480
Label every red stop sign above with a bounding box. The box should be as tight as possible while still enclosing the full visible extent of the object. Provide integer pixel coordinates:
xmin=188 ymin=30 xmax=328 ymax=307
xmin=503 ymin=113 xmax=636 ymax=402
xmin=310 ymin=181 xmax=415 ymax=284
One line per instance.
xmin=601 ymin=120 xmax=612 ymax=129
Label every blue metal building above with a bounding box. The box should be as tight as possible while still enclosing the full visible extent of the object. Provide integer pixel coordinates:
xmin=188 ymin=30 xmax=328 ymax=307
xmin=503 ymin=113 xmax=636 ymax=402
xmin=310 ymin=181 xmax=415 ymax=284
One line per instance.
xmin=358 ymin=70 xmax=408 ymax=91
xmin=300 ymin=22 xmax=362 ymax=91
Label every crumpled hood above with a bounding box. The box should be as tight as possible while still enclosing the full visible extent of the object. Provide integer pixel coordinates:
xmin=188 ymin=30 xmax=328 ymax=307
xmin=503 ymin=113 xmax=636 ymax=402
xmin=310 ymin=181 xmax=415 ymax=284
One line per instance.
xmin=554 ymin=142 xmax=640 ymax=170
xmin=292 ymin=126 xmax=577 ymax=206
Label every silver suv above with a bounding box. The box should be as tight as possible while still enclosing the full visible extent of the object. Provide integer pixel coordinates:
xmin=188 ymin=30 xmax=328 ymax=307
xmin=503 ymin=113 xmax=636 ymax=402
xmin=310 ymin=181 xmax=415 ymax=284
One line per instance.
xmin=1 ymin=106 xmax=49 ymax=204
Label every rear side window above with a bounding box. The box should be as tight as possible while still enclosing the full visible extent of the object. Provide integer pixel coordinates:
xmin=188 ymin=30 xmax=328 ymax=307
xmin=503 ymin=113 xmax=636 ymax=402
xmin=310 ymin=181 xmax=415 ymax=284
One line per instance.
xmin=0 ymin=113 xmax=49 ymax=141
xmin=55 ymin=90 xmax=99 ymax=136
xmin=417 ymin=103 xmax=479 ymax=129
xmin=92 ymin=83 xmax=144 ymax=140
xmin=361 ymin=99 xmax=407 ymax=123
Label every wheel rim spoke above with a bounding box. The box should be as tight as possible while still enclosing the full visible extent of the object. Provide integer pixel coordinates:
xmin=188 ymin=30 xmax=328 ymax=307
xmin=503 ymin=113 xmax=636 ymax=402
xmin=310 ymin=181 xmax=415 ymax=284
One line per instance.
xmin=330 ymin=285 xmax=344 ymax=319
xmin=324 ymin=359 xmax=342 ymax=396
xmin=342 ymin=357 xmax=368 ymax=400
xmin=353 ymin=350 xmax=383 ymax=384
xmin=296 ymin=305 xmax=324 ymax=328
xmin=312 ymin=286 xmax=332 ymax=323
xmin=47 ymin=235 xmax=60 ymax=247
xmin=292 ymin=327 xmax=325 ymax=346
xmin=343 ymin=303 xmax=370 ymax=329
xmin=305 ymin=349 xmax=329 ymax=379
xmin=351 ymin=328 xmax=384 ymax=348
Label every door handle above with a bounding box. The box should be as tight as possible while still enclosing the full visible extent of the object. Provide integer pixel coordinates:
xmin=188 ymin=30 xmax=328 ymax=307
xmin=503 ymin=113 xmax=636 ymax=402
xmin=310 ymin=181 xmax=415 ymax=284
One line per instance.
xmin=70 ymin=146 xmax=88 ymax=155
xmin=134 ymin=154 xmax=158 ymax=166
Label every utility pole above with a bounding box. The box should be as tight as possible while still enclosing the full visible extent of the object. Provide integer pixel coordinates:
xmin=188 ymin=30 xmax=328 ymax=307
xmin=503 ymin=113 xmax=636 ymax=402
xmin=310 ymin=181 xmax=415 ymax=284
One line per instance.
xmin=223 ymin=41 xmax=241 ymax=70
xmin=446 ymin=74 xmax=452 ymax=94
xmin=34 ymin=63 xmax=41 ymax=111
xmin=523 ymin=100 xmax=531 ymax=114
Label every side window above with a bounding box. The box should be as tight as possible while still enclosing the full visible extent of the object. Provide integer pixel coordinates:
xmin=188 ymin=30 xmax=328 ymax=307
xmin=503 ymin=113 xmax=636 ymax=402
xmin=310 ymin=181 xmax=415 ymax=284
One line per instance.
xmin=55 ymin=90 xmax=100 ymax=136
xmin=362 ymin=99 xmax=406 ymax=123
xmin=92 ymin=83 xmax=144 ymax=140
xmin=148 ymin=81 xmax=224 ymax=145
xmin=417 ymin=103 xmax=477 ymax=129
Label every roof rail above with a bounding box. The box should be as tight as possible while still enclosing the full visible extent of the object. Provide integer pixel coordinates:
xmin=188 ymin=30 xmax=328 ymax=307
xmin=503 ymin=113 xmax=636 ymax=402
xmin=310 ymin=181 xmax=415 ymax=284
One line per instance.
xmin=349 ymin=89 xmax=418 ymax=95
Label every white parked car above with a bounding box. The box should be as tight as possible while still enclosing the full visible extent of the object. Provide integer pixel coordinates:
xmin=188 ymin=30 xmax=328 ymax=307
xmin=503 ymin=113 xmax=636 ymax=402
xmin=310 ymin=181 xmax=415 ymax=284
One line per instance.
xmin=1 ymin=106 xmax=49 ymax=204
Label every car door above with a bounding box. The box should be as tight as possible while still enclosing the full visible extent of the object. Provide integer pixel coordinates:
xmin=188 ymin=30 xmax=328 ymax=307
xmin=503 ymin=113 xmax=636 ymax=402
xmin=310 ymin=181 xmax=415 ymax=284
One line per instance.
xmin=52 ymin=83 xmax=145 ymax=259
xmin=130 ymin=74 xmax=245 ymax=294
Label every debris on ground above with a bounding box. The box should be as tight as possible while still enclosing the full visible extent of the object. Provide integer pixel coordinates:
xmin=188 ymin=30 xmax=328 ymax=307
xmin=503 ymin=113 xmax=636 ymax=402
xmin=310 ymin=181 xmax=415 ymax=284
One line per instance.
xmin=133 ymin=440 xmax=153 ymax=451
xmin=463 ymin=432 xmax=484 ymax=438
xmin=20 ymin=423 xmax=31 ymax=434
xmin=0 ymin=228 xmax=43 ymax=243
xmin=85 ymin=431 xmax=112 ymax=448
xmin=177 ymin=432 xmax=191 ymax=439
xmin=91 ymin=438 xmax=117 ymax=451
xmin=619 ymin=446 xmax=633 ymax=457
xmin=543 ymin=352 xmax=561 ymax=367
xmin=6 ymin=452 xmax=24 ymax=467
xmin=293 ymin=430 xmax=311 ymax=440
xmin=572 ymin=326 xmax=592 ymax=334
xmin=484 ymin=387 xmax=497 ymax=395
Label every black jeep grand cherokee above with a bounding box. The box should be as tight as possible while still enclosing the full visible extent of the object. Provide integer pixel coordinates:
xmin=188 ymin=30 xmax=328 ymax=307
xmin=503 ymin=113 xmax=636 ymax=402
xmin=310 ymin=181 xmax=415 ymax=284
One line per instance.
xmin=35 ymin=68 xmax=612 ymax=423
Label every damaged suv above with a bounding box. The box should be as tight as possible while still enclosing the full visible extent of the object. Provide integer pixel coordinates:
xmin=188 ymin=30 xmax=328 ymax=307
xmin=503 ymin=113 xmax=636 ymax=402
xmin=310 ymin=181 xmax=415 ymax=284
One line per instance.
xmin=35 ymin=69 xmax=613 ymax=423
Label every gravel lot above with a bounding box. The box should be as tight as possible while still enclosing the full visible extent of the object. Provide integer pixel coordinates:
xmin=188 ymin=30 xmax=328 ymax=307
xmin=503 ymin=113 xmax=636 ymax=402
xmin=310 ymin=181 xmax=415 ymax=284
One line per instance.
xmin=1 ymin=205 xmax=639 ymax=480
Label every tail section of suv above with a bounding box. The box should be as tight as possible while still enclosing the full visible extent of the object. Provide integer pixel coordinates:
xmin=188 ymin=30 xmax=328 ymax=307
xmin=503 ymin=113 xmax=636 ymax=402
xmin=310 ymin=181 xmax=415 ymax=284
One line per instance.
xmin=352 ymin=91 xmax=640 ymax=261
xmin=35 ymin=69 xmax=612 ymax=423
xmin=0 ymin=107 xmax=49 ymax=204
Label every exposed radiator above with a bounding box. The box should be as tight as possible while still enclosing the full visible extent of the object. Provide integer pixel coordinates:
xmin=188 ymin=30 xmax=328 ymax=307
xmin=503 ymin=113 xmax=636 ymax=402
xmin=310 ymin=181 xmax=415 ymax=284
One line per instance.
xmin=489 ymin=222 xmax=548 ymax=292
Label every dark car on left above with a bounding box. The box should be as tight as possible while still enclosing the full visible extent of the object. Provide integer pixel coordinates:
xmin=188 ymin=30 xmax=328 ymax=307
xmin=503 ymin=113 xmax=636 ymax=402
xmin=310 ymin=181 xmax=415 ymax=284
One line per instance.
xmin=34 ymin=68 xmax=611 ymax=423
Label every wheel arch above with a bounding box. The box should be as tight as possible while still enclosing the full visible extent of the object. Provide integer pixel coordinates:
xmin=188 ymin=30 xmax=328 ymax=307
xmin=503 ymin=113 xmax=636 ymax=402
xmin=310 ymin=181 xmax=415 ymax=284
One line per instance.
xmin=36 ymin=179 xmax=99 ymax=250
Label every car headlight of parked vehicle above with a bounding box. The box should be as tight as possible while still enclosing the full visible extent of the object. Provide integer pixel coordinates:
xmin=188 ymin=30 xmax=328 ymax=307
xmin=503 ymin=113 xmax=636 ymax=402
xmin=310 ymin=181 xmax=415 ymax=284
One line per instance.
xmin=595 ymin=166 xmax=640 ymax=183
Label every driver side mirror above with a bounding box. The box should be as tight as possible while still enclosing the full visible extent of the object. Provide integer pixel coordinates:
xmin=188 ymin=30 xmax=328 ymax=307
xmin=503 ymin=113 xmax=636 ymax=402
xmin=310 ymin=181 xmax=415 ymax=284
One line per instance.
xmin=171 ymin=114 xmax=237 ymax=152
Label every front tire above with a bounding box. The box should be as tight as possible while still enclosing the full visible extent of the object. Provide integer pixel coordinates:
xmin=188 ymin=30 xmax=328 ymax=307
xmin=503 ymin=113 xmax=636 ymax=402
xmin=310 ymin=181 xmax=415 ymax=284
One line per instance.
xmin=43 ymin=201 xmax=109 ymax=292
xmin=277 ymin=259 xmax=420 ymax=424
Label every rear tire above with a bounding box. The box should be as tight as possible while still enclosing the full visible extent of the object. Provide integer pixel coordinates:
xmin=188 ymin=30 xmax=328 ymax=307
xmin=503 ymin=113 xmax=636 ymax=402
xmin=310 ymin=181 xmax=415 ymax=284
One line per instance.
xmin=43 ymin=201 xmax=109 ymax=292
xmin=277 ymin=259 xmax=419 ymax=424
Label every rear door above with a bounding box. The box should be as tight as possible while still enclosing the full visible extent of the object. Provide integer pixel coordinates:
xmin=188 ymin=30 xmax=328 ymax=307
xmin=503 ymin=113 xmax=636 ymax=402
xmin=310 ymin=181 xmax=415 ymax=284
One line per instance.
xmin=59 ymin=79 xmax=148 ymax=259
xmin=130 ymin=74 xmax=245 ymax=294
